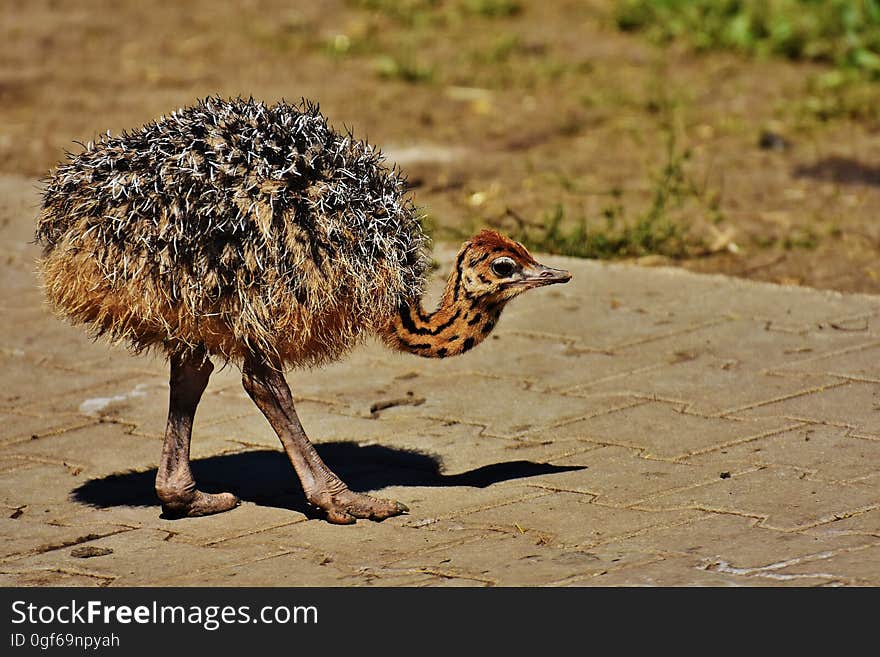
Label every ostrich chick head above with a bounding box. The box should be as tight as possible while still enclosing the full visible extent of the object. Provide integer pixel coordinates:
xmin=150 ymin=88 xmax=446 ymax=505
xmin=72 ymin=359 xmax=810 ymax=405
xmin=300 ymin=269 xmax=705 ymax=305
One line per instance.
xmin=381 ymin=229 xmax=571 ymax=359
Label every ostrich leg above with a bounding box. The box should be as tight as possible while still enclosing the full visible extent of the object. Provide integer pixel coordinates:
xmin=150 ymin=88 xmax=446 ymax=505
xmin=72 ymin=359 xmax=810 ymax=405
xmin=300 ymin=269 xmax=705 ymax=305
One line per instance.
xmin=155 ymin=351 xmax=241 ymax=517
xmin=242 ymin=353 xmax=408 ymax=524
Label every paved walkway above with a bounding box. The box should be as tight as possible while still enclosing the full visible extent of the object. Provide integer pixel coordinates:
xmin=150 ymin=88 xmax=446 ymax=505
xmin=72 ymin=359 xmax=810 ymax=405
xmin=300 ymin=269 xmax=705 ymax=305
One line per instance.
xmin=1 ymin=174 xmax=879 ymax=586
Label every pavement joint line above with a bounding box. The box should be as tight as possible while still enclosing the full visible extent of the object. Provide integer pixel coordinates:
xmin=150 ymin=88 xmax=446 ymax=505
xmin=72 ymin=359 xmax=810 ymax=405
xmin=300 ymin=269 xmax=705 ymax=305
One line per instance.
xmin=2 ymin=354 xmax=82 ymax=374
xmin=504 ymin=329 xmax=593 ymax=344
xmin=228 ymin=438 xmax=272 ymax=449
xmin=552 ymin=397 xmax=651 ymax=425
xmin=414 ymin=415 xmax=491 ymax=436
xmin=543 ymin=444 xmax=605 ymax=462
xmin=2 ymin=452 xmax=88 ymax=470
xmin=637 ymin=451 xmax=711 ymax=464
xmin=0 ymin=407 xmax=53 ymax=419
xmin=472 ymin=371 xmax=541 ymax=391
xmin=717 ymin=380 xmax=852 ymax=416
xmin=673 ymin=421 xmax=809 ymax=460
xmin=420 ymin=415 xmax=593 ymax=442
xmin=155 ymin=548 xmax=314 ymax=585
xmin=548 ymin=437 xmax=691 ymax=465
xmin=827 ymin=373 xmax=880 ymax=385
xmin=797 ymin=469 xmax=877 ymax=486
xmin=612 ymin=318 xmax=732 ymax=351
xmin=525 ymin=482 xmax=600 ymax=500
xmin=197 ymin=411 xmax=259 ymax=429
xmin=0 ymin=460 xmax=43 ymax=474
xmin=286 ymin=394 xmax=346 ymax=410
xmin=462 ymin=522 xmax=555 ymax=544
xmin=630 ymin=502 xmax=769 ymax=524
xmin=672 ymin=404 xmax=785 ymax=422
xmin=759 ymin=369 xmax=835 ymax=381
xmin=635 ymin=396 xmax=691 ymax=412
xmin=570 ymin=436 xmax=651 ymax=456
xmin=811 ymin=528 xmax=880 ymax=539
xmin=91 ymin=416 xmax=152 ymax=437
xmin=758 ymin=321 xmax=814 ymax=336
xmin=381 ymin=532 xmax=497 ymax=566
xmin=821 ymin=312 xmax=878 ymax=330
xmin=547 ymin=555 xmax=667 ymax=586
xmin=512 ymin=398 xmax=651 ymax=439
xmin=844 ymin=473 xmax=880 ymax=485
xmin=726 ymin=415 xmax=880 ymax=438
xmin=409 ymin=369 xmax=547 ymax=389
xmin=559 ymin=362 xmax=671 ymax=395
xmin=1 ymin=526 xmax=138 ymax=564
xmin=435 ymin=491 xmax=553 ymax=521
xmin=203 ymin=519 xmax=310 ymax=547
xmin=0 ymin=419 xmax=102 ymax=448
xmin=0 ymin=566 xmax=116 ymax=587
xmin=777 ymin=504 xmax=880 ymax=532
xmin=772 ymin=338 xmax=880 ymax=368
xmin=848 ymin=431 xmax=880 ymax=442
xmin=624 ymin=466 xmax=767 ymax=508
xmin=558 ymin=429 xmax=771 ymax=465
xmin=501 ymin=331 xmax=622 ymax=358
xmin=126 ymin=428 xmax=163 ymax=439
xmin=413 ymin=567 xmax=496 ymax=585
xmin=572 ymin=512 xmax=715 ymax=551
xmin=362 ymin=564 xmax=495 ymax=585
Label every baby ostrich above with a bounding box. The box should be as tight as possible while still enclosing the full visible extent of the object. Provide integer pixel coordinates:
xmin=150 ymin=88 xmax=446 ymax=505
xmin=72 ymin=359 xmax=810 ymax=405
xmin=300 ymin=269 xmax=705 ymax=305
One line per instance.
xmin=35 ymin=97 xmax=571 ymax=524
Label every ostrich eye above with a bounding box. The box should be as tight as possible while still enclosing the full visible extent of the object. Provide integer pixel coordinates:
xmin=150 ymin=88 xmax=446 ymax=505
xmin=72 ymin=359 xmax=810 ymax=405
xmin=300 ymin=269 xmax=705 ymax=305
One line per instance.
xmin=490 ymin=257 xmax=516 ymax=278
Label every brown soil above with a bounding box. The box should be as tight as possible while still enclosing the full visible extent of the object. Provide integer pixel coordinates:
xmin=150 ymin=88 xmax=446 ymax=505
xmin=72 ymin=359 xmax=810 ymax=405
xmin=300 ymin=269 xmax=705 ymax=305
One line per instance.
xmin=4 ymin=0 xmax=880 ymax=293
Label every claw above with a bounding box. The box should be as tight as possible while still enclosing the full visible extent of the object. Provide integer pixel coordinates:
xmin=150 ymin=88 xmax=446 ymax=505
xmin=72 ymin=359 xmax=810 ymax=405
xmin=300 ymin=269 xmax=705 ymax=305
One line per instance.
xmin=308 ymin=489 xmax=409 ymax=523
xmin=160 ymin=491 xmax=240 ymax=518
xmin=326 ymin=508 xmax=357 ymax=525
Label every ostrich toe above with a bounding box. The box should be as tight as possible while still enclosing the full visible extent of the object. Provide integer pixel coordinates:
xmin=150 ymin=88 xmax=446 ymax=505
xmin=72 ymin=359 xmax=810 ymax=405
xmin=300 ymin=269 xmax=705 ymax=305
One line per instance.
xmin=160 ymin=489 xmax=241 ymax=518
xmin=308 ymin=490 xmax=408 ymax=525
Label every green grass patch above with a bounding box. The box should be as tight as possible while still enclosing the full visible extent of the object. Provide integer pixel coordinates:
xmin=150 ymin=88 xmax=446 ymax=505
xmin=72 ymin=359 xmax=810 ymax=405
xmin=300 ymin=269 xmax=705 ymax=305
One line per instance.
xmin=374 ymin=53 xmax=436 ymax=83
xmin=348 ymin=0 xmax=521 ymax=25
xmin=801 ymin=69 xmax=880 ymax=121
xmin=460 ymin=0 xmax=522 ymax=18
xmin=505 ymin=134 xmax=702 ymax=260
xmin=508 ymin=202 xmax=690 ymax=259
xmin=615 ymin=0 xmax=880 ymax=78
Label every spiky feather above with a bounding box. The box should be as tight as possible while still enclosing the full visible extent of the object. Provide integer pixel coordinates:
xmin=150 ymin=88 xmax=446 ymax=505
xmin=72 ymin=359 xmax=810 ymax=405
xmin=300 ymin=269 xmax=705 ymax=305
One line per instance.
xmin=35 ymin=96 xmax=429 ymax=367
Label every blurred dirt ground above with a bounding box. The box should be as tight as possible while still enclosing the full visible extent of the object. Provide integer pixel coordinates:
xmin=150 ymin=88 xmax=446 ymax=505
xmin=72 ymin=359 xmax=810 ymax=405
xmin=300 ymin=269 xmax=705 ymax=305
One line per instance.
xmin=3 ymin=0 xmax=880 ymax=292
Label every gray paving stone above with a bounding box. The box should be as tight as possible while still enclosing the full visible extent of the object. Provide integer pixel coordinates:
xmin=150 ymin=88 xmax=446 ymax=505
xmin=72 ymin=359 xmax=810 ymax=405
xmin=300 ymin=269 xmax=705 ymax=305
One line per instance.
xmin=641 ymin=466 xmax=880 ymax=531
xmin=736 ymin=380 xmax=880 ymax=437
xmin=685 ymin=425 xmax=880 ymax=482
xmin=2 ymin=177 xmax=879 ymax=585
xmin=549 ymin=401 xmax=793 ymax=459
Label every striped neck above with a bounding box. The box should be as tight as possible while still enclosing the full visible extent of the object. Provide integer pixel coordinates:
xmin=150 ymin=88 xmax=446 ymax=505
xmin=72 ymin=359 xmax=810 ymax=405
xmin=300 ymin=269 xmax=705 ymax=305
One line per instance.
xmin=379 ymin=262 xmax=506 ymax=359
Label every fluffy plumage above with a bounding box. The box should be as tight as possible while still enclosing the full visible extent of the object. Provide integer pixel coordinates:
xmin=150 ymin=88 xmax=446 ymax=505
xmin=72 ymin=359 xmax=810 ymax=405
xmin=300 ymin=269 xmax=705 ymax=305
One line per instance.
xmin=35 ymin=96 xmax=429 ymax=367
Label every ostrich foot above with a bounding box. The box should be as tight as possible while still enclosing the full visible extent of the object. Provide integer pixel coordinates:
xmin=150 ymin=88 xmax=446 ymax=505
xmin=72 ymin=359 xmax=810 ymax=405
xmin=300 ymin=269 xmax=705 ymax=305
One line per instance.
xmin=159 ymin=488 xmax=241 ymax=518
xmin=307 ymin=489 xmax=408 ymax=525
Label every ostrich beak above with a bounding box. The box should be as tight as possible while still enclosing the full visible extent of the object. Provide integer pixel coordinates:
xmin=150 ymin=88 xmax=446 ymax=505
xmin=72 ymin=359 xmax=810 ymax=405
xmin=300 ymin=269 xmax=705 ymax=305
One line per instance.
xmin=519 ymin=263 xmax=572 ymax=288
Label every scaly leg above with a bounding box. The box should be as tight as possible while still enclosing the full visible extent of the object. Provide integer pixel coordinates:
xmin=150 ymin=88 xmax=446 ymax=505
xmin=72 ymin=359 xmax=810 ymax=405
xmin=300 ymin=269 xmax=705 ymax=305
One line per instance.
xmin=155 ymin=350 xmax=240 ymax=517
xmin=241 ymin=353 xmax=408 ymax=524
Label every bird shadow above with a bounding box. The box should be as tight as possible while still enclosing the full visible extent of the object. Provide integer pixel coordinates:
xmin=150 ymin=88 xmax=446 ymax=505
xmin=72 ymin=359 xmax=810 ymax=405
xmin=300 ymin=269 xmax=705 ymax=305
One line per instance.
xmin=71 ymin=442 xmax=585 ymax=518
